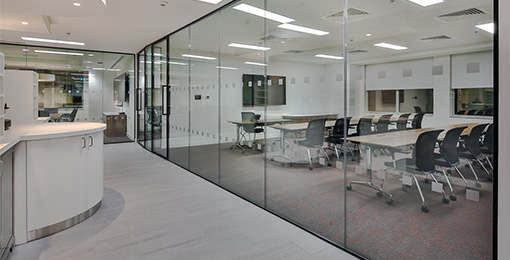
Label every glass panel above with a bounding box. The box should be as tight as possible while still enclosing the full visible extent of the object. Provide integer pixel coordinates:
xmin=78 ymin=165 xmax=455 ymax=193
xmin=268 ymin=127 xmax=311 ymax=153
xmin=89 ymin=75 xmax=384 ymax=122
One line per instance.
xmin=153 ymin=38 xmax=169 ymax=158
xmin=138 ymin=50 xmax=146 ymax=146
xmin=454 ymin=88 xmax=494 ymax=116
xmin=345 ymin=0 xmax=494 ymax=259
xmin=189 ymin=14 xmax=220 ymax=183
xmin=169 ymin=28 xmax=191 ymax=168
xmin=219 ymin=0 xmax=266 ymax=206
xmin=144 ymin=46 xmax=153 ymax=151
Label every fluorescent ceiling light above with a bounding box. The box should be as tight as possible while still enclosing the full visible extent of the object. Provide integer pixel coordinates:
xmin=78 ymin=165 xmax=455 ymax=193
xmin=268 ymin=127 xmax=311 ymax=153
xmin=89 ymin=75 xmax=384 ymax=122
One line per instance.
xmin=196 ymin=0 xmax=222 ymax=4
xmin=374 ymin=42 xmax=408 ymax=50
xmin=71 ymin=73 xmax=88 ymax=76
xmin=228 ymin=43 xmax=270 ymax=51
xmin=476 ymin=23 xmax=494 ymax=34
xmin=107 ymin=69 xmax=121 ymax=71
xmin=73 ymin=2 xmax=81 ymax=6
xmin=168 ymin=61 xmax=188 ymax=66
xmin=407 ymin=0 xmax=443 ymax=7
xmin=233 ymin=3 xmax=295 ymax=24
xmin=22 ymin=37 xmax=85 ymax=46
xmin=314 ymin=54 xmax=344 ymax=60
xmin=182 ymin=54 xmax=217 ymax=60
xmin=244 ymin=61 xmax=267 ymax=67
xmin=34 ymin=50 xmax=84 ymax=56
xmin=92 ymin=68 xmax=106 ymax=71
xmin=278 ymin=23 xmax=329 ymax=36
xmin=216 ymin=66 xmax=238 ymax=70
xmin=22 ymin=22 xmax=28 ymax=25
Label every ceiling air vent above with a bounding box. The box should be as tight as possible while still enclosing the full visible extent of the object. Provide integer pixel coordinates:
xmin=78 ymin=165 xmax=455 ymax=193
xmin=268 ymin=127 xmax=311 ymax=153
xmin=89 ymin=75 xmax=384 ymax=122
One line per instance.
xmin=323 ymin=8 xmax=369 ymax=24
xmin=348 ymin=49 xmax=368 ymax=54
xmin=260 ymin=35 xmax=288 ymax=42
xmin=284 ymin=50 xmax=305 ymax=54
xmin=436 ymin=8 xmax=488 ymax=23
xmin=419 ymin=35 xmax=452 ymax=41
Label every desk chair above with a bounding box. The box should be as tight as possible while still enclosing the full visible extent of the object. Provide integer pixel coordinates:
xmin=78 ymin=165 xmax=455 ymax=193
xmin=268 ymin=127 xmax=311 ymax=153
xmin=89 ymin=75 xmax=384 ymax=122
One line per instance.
xmin=480 ymin=123 xmax=494 ymax=170
xmin=240 ymin=112 xmax=263 ymax=150
xmin=295 ymin=118 xmax=330 ymax=171
xmin=409 ymin=112 xmax=425 ymax=129
xmin=374 ymin=114 xmax=392 ymax=133
xmin=458 ymin=123 xmax=491 ymax=184
xmin=434 ymin=126 xmax=469 ymax=201
xmin=326 ymin=117 xmax=354 ymax=159
xmin=384 ymin=129 xmax=447 ymax=213
xmin=467 ymin=110 xmax=477 ymax=115
xmin=58 ymin=108 xmax=78 ymax=122
xmin=414 ymin=106 xmax=422 ymax=113
xmin=391 ymin=113 xmax=411 ymax=131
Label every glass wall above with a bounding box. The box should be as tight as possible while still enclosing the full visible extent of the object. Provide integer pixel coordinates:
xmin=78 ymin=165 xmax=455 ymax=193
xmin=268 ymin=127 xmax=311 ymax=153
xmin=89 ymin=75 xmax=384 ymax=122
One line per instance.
xmin=137 ymin=0 xmax=495 ymax=259
xmin=0 ymin=43 xmax=136 ymax=144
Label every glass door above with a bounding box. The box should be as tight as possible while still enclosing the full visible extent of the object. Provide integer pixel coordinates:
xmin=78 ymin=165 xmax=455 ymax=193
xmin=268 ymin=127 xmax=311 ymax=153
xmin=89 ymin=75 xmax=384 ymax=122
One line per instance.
xmin=137 ymin=50 xmax=145 ymax=147
xmin=152 ymin=38 xmax=169 ymax=158
xmin=144 ymin=46 xmax=153 ymax=151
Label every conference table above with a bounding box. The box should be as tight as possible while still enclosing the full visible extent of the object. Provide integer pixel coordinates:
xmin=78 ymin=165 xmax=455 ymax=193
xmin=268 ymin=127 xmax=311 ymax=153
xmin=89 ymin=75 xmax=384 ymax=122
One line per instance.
xmin=228 ymin=119 xmax=291 ymax=152
xmin=345 ymin=122 xmax=480 ymax=204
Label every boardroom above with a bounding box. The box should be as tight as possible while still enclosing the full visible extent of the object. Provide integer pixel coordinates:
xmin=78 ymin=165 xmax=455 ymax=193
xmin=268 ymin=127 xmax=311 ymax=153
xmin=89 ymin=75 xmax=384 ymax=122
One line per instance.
xmin=135 ymin=0 xmax=495 ymax=259
xmin=0 ymin=0 xmax=497 ymax=259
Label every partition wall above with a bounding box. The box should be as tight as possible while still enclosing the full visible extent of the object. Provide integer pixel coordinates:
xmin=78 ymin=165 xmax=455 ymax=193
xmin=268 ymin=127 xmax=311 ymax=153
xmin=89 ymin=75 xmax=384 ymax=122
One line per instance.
xmin=138 ymin=0 xmax=495 ymax=259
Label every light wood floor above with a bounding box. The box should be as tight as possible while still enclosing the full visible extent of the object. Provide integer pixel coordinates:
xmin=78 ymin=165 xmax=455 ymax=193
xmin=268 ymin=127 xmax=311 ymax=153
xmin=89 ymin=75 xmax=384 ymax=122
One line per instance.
xmin=8 ymin=142 xmax=358 ymax=260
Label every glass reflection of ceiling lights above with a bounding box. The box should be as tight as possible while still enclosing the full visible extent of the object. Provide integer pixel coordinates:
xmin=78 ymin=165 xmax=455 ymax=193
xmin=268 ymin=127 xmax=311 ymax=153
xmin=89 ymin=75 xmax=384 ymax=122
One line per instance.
xmin=278 ymin=24 xmax=329 ymax=36
xmin=21 ymin=37 xmax=85 ymax=46
xmin=228 ymin=43 xmax=270 ymax=51
xmin=34 ymin=50 xmax=84 ymax=56
xmin=374 ymin=42 xmax=408 ymax=50
xmin=314 ymin=54 xmax=344 ymax=60
xmin=407 ymin=0 xmax=443 ymax=7
xmin=233 ymin=3 xmax=294 ymax=24
xmin=244 ymin=61 xmax=267 ymax=67
xmin=182 ymin=54 xmax=217 ymax=60
xmin=476 ymin=23 xmax=494 ymax=34
xmin=216 ymin=66 xmax=238 ymax=70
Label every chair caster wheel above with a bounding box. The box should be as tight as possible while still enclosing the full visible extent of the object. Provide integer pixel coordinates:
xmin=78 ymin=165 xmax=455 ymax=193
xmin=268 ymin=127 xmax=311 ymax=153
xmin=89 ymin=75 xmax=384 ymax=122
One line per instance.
xmin=447 ymin=169 xmax=452 ymax=174
xmin=346 ymin=185 xmax=352 ymax=191
xmin=424 ymin=179 xmax=430 ymax=184
xmin=402 ymin=185 xmax=410 ymax=192
xmin=488 ymin=177 xmax=493 ymax=182
xmin=475 ymin=182 xmax=482 ymax=188
xmin=241 ymin=150 xmax=245 ymax=154
xmin=449 ymin=194 xmax=457 ymax=201
xmin=327 ymin=162 xmax=332 ymax=167
xmin=442 ymin=197 xmax=450 ymax=204
xmin=308 ymin=166 xmax=313 ymax=171
xmin=351 ymin=158 xmax=356 ymax=162
xmin=376 ymin=191 xmax=383 ymax=197
xmin=465 ymin=164 xmax=470 ymax=168
xmin=229 ymin=147 xmax=233 ymax=150
xmin=289 ymin=162 xmax=295 ymax=167
xmin=386 ymin=198 xmax=393 ymax=205
xmin=421 ymin=205 xmax=429 ymax=213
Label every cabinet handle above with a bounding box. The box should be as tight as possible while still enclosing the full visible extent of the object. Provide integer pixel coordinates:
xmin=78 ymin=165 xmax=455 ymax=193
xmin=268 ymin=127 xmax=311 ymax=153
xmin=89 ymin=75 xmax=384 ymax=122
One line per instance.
xmin=82 ymin=137 xmax=86 ymax=149
xmin=89 ymin=136 xmax=93 ymax=147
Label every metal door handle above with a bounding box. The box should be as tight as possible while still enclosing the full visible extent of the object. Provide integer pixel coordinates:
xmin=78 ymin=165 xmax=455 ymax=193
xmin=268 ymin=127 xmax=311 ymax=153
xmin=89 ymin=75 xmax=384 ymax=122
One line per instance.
xmin=82 ymin=137 xmax=86 ymax=149
xmin=89 ymin=136 xmax=93 ymax=147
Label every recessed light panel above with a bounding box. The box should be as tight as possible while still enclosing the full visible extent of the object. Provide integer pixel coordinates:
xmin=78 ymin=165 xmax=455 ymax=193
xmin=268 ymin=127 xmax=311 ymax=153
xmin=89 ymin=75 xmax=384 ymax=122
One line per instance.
xmin=216 ymin=66 xmax=238 ymax=70
xmin=196 ymin=0 xmax=222 ymax=4
xmin=228 ymin=43 xmax=270 ymax=51
xmin=244 ymin=61 xmax=267 ymax=67
xmin=476 ymin=23 xmax=494 ymax=34
xmin=22 ymin=37 xmax=85 ymax=46
xmin=407 ymin=0 xmax=443 ymax=7
xmin=374 ymin=42 xmax=408 ymax=50
xmin=278 ymin=24 xmax=329 ymax=36
xmin=233 ymin=3 xmax=295 ymax=24
xmin=34 ymin=50 xmax=84 ymax=56
xmin=314 ymin=54 xmax=344 ymax=60
xmin=182 ymin=54 xmax=217 ymax=60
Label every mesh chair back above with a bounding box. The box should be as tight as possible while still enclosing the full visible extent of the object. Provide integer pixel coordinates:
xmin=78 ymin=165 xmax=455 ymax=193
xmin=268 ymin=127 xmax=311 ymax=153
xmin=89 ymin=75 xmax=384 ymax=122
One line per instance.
xmin=332 ymin=117 xmax=352 ymax=136
xmin=411 ymin=112 xmax=425 ymax=129
xmin=465 ymin=124 xmax=489 ymax=157
xmin=484 ymin=123 xmax=494 ymax=152
xmin=241 ymin=112 xmax=257 ymax=133
xmin=414 ymin=129 xmax=443 ymax=172
xmin=358 ymin=118 xmax=373 ymax=136
xmin=375 ymin=115 xmax=392 ymax=133
xmin=305 ymin=119 xmax=327 ymax=146
xmin=440 ymin=126 xmax=467 ymax=165
xmin=414 ymin=106 xmax=422 ymax=113
xmin=70 ymin=108 xmax=78 ymax=122
xmin=396 ymin=113 xmax=411 ymax=130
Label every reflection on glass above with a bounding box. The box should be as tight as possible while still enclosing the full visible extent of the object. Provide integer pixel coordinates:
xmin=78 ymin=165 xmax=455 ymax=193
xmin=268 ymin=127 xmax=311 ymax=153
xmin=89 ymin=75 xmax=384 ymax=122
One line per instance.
xmin=454 ymin=88 xmax=493 ymax=116
xmin=368 ymin=90 xmax=397 ymax=112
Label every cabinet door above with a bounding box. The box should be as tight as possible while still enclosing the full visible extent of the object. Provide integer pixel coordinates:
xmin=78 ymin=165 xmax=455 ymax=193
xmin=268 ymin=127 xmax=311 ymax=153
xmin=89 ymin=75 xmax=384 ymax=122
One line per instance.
xmin=27 ymin=135 xmax=87 ymax=230
xmin=86 ymin=131 xmax=103 ymax=208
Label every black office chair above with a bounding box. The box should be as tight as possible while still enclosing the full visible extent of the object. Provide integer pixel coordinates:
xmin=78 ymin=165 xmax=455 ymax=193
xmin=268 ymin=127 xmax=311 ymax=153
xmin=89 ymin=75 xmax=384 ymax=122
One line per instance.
xmin=414 ymin=106 xmax=422 ymax=113
xmin=408 ymin=112 xmax=425 ymax=129
xmin=240 ymin=112 xmax=263 ymax=149
xmin=384 ymin=129 xmax=447 ymax=213
xmin=326 ymin=117 xmax=354 ymax=158
xmin=58 ymin=108 xmax=78 ymax=122
xmin=480 ymin=123 xmax=494 ymax=170
xmin=458 ymin=123 xmax=491 ymax=184
xmin=374 ymin=114 xmax=392 ymax=133
xmin=434 ymin=126 xmax=469 ymax=201
xmin=295 ymin=118 xmax=330 ymax=170
xmin=467 ymin=110 xmax=477 ymax=115
xmin=390 ymin=113 xmax=411 ymax=131
xmin=456 ymin=110 xmax=466 ymax=115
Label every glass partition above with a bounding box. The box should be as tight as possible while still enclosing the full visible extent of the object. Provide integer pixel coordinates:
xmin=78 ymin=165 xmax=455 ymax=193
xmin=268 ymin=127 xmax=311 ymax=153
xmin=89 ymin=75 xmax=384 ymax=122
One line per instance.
xmin=153 ymin=38 xmax=169 ymax=158
xmin=136 ymin=0 xmax=496 ymax=259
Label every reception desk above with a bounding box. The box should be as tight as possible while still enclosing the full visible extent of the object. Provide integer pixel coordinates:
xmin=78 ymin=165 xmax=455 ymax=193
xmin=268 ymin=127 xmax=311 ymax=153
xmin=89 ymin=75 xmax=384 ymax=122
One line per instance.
xmin=0 ymin=122 xmax=106 ymax=244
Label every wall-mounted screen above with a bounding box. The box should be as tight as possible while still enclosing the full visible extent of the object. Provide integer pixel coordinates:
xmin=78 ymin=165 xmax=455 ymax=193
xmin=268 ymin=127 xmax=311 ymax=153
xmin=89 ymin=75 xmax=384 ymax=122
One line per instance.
xmin=242 ymin=74 xmax=286 ymax=106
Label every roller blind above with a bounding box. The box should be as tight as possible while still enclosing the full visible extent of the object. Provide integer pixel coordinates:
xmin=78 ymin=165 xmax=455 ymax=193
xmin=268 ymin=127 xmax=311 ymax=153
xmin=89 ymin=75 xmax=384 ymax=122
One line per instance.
xmin=451 ymin=51 xmax=493 ymax=89
xmin=366 ymin=58 xmax=433 ymax=90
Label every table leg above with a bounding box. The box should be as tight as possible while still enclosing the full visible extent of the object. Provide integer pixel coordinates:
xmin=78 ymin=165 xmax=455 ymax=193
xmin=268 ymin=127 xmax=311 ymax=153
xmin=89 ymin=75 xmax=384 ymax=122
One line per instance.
xmin=230 ymin=124 xmax=245 ymax=152
xmin=270 ymin=130 xmax=294 ymax=163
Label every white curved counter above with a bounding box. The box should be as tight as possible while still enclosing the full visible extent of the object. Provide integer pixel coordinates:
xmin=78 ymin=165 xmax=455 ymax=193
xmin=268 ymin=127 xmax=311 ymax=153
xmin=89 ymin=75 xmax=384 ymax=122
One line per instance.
xmin=3 ymin=122 xmax=106 ymax=244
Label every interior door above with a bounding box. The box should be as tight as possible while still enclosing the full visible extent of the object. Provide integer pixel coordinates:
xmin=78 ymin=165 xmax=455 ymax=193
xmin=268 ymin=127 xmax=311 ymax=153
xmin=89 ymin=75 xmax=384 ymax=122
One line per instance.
xmin=152 ymin=39 xmax=169 ymax=158
xmin=144 ymin=46 xmax=153 ymax=151
xmin=137 ymin=50 xmax=145 ymax=146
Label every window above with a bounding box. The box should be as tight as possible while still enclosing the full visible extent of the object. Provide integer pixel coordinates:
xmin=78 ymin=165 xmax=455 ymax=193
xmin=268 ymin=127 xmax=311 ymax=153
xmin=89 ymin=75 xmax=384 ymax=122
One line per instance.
xmin=368 ymin=89 xmax=433 ymax=113
xmin=453 ymin=88 xmax=493 ymax=116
